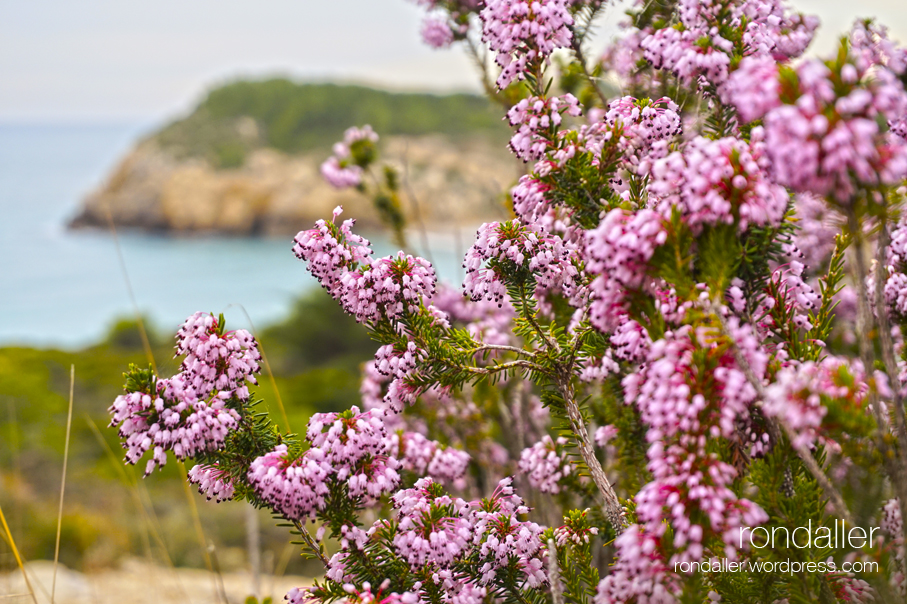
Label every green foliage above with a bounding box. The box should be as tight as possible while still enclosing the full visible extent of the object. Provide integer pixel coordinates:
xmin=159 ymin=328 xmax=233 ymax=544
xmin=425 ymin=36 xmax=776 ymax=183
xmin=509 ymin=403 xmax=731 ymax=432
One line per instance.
xmin=154 ymin=80 xmax=509 ymax=167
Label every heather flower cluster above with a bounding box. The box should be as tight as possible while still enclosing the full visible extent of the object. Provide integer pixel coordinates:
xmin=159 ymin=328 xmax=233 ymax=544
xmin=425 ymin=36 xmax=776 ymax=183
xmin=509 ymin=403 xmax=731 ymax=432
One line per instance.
xmin=249 ymin=407 xmax=401 ymax=521
xmin=518 ymin=435 xmax=571 ymax=493
xmin=294 ymin=206 xmax=437 ymax=324
xmin=762 ymin=357 xmax=875 ymax=450
xmin=722 ymin=29 xmax=907 ymax=203
xmin=480 ymin=0 xmax=573 ymax=88
xmin=463 ymin=219 xmax=578 ymax=306
xmin=585 ymin=208 xmax=666 ymax=333
xmin=639 ymin=0 xmax=817 ymax=88
xmin=507 ymin=94 xmax=582 ymax=162
xmin=321 ymin=126 xmax=379 ymax=189
xmin=108 ymin=312 xmax=260 ymax=475
xmin=649 ymin=133 xmax=788 ymax=233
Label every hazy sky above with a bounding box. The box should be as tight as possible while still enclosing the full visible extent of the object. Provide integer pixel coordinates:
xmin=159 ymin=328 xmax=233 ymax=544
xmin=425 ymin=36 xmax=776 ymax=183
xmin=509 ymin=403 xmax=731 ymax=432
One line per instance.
xmin=2 ymin=0 xmax=906 ymax=123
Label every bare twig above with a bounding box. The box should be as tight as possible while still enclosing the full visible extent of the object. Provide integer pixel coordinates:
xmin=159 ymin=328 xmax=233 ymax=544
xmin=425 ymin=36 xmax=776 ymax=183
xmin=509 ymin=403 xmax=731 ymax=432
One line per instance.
xmin=293 ymin=520 xmax=330 ymax=569
xmin=463 ymin=359 xmax=547 ymax=376
xmin=547 ymin=539 xmax=564 ymax=604
xmin=471 ymin=344 xmax=537 ymax=357
xmin=464 ymin=36 xmax=511 ymax=110
xmin=559 ymin=376 xmax=627 ymax=533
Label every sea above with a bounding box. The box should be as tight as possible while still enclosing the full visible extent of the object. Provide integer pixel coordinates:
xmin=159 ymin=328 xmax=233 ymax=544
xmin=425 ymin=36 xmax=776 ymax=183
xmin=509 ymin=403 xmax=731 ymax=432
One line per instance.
xmin=0 ymin=122 xmax=464 ymax=349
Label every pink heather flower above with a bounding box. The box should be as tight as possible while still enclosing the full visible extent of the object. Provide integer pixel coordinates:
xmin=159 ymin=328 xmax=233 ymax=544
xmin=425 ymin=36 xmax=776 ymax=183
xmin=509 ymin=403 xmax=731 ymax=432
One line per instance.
xmin=175 ymin=311 xmax=261 ymax=401
xmin=649 ymin=133 xmax=789 ymax=233
xmin=248 ymin=445 xmax=331 ymax=522
xmin=882 ymin=213 xmax=907 ymax=320
xmin=386 ymin=431 xmax=471 ymax=485
xmin=610 ymin=318 xmax=652 ymax=363
xmin=187 ymin=463 xmax=235 ymax=502
xmin=374 ymin=342 xmax=426 ymax=381
xmin=434 ymin=574 xmax=487 ymax=604
xmin=762 ymin=55 xmax=907 ymax=202
xmin=507 ymin=94 xmax=582 ymax=162
xmin=850 ymin=19 xmax=907 ymax=75
xmin=470 ymin=478 xmax=546 ymax=588
xmin=293 ymin=206 xmax=373 ymax=298
xmin=594 ymin=425 xmax=618 ymax=448
xmin=339 ymin=252 xmax=437 ymax=324
xmin=320 ymin=126 xmax=378 ymax=189
xmin=594 ymin=525 xmax=678 ymax=604
xmin=553 ymin=510 xmax=599 ymax=547
xmin=881 ymin=499 xmax=906 ymax=596
xmin=622 ymin=320 xmax=765 ymax=443
xmin=756 ymin=258 xmax=821 ymax=336
xmin=641 ymin=26 xmax=731 ymax=87
xmin=618 ymin=316 xmax=770 ymax=567
xmin=721 ymin=55 xmax=781 ymax=123
xmin=518 ymin=435 xmax=571 ymax=493
xmin=511 ymin=175 xmax=552 ymax=225
xmin=306 ymin=407 xmax=401 ymax=500
xmin=321 ymin=157 xmax=363 ymax=189
xmin=287 ymin=584 xmax=419 ymax=604
xmin=421 ymin=16 xmax=455 ymax=48
xmin=893 ymin=117 xmax=907 ymax=141
xmin=763 ymin=357 xmax=873 ymax=450
xmin=480 ymin=0 xmax=573 ymax=88
xmin=294 ymin=208 xmax=437 ymax=324
xmin=463 ymin=220 xmax=578 ymax=306
xmin=392 ymin=478 xmax=473 ymax=569
xmin=585 ymin=209 xmax=667 ymax=333
xmin=640 ymin=0 xmax=816 ymax=88
xmin=109 ymin=373 xmax=241 ymax=476
xmin=603 ymin=96 xmax=681 ymax=174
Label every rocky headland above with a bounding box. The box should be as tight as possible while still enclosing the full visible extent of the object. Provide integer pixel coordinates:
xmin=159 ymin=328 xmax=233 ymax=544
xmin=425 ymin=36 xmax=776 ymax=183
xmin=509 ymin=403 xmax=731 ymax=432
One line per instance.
xmin=68 ymin=80 xmax=517 ymax=236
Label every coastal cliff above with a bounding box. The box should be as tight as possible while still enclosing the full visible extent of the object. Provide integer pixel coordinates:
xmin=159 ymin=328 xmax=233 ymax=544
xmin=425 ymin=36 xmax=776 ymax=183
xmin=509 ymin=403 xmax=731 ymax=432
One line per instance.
xmin=68 ymin=80 xmax=517 ymax=236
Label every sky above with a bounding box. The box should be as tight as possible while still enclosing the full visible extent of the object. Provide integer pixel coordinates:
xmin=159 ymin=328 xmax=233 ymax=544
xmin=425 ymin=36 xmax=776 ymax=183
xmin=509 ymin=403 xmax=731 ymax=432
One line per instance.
xmin=2 ymin=0 xmax=907 ymax=124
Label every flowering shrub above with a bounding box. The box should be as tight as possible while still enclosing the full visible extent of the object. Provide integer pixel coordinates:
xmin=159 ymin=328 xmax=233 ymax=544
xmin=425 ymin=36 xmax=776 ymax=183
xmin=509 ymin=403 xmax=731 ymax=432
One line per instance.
xmin=109 ymin=1 xmax=907 ymax=602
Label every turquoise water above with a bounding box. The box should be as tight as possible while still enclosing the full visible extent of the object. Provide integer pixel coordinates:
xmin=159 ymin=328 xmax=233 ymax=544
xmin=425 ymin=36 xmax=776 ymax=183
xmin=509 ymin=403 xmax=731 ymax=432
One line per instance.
xmin=0 ymin=123 xmax=462 ymax=348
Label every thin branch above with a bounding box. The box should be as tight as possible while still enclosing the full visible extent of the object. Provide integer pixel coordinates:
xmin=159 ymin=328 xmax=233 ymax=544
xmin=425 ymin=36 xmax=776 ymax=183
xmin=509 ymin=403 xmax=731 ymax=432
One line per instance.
xmin=519 ymin=285 xmax=561 ymax=353
xmin=861 ymin=214 xmax=907 ymax=582
xmin=571 ymin=35 xmax=609 ymax=108
xmin=462 ymin=359 xmax=547 ymax=376
xmin=293 ymin=520 xmax=330 ymax=569
xmin=547 ymin=539 xmax=564 ymax=604
xmin=470 ymin=344 xmax=538 ymax=357
xmin=559 ymin=376 xmax=627 ymax=533
xmin=464 ymin=36 xmax=511 ymax=110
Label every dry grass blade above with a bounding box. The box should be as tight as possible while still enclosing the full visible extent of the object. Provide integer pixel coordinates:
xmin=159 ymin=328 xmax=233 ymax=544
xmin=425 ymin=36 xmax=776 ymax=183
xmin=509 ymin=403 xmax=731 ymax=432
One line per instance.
xmin=0 ymin=504 xmax=37 ymax=604
xmin=229 ymin=304 xmax=291 ymax=432
xmin=103 ymin=202 xmax=157 ymax=373
xmin=51 ymin=365 xmax=76 ymax=603
xmin=177 ymin=460 xmax=224 ymax=604
xmin=84 ymin=414 xmax=194 ymax=603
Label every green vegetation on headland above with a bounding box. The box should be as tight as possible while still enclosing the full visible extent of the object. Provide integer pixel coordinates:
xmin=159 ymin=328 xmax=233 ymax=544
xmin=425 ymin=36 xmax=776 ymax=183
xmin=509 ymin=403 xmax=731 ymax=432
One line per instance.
xmin=0 ymin=290 xmax=373 ymax=573
xmin=153 ymin=79 xmax=509 ymax=168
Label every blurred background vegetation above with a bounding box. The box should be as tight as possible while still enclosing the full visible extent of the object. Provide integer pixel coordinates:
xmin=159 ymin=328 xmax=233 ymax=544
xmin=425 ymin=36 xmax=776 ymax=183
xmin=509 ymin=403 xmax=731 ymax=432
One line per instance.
xmin=154 ymin=79 xmax=508 ymax=168
xmin=0 ymin=289 xmax=375 ymax=577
